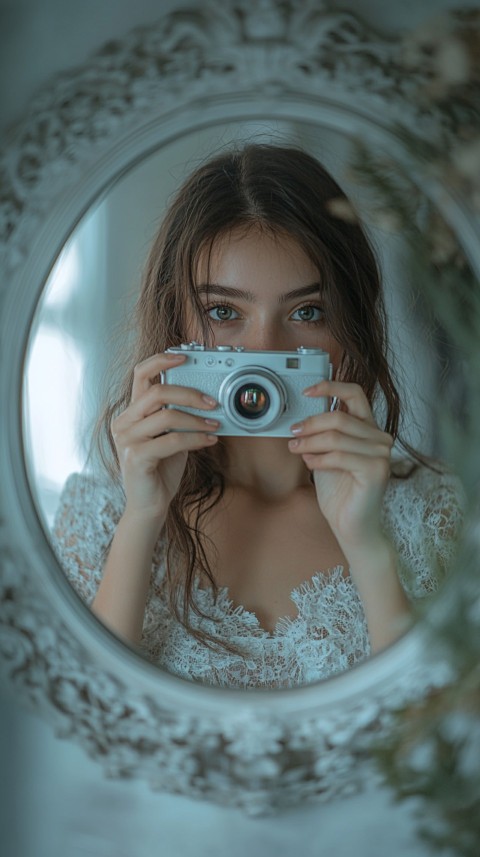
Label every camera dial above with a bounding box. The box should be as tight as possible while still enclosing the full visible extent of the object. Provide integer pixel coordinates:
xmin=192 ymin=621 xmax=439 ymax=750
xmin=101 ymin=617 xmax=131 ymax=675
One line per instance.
xmin=177 ymin=341 xmax=205 ymax=351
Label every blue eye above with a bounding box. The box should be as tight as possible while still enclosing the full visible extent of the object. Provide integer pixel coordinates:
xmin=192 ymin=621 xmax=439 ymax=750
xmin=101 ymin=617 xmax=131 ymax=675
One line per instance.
xmin=207 ymin=304 xmax=239 ymax=322
xmin=291 ymin=305 xmax=325 ymax=323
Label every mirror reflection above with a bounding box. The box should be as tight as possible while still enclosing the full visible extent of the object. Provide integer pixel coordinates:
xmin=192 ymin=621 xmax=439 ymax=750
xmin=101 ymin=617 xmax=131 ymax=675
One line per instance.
xmin=23 ymin=121 xmax=464 ymax=689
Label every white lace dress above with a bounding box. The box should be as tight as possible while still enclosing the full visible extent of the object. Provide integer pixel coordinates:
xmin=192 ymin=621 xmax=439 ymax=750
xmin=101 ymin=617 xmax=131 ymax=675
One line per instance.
xmin=51 ymin=465 xmax=463 ymax=689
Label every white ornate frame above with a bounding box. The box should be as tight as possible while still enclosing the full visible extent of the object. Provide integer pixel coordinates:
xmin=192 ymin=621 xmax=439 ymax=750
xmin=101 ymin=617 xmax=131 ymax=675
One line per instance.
xmin=0 ymin=0 xmax=478 ymax=815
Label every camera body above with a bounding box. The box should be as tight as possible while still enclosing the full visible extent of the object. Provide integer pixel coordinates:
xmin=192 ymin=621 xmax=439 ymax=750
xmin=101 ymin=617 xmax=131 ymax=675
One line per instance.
xmin=162 ymin=342 xmax=332 ymax=437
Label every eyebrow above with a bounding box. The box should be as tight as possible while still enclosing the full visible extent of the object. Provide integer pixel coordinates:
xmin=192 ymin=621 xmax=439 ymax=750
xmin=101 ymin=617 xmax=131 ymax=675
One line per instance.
xmin=196 ymin=283 xmax=323 ymax=303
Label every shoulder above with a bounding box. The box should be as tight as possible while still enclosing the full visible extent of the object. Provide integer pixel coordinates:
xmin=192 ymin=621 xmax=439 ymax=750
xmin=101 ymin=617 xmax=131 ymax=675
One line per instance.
xmin=382 ymin=457 xmax=465 ymax=595
xmin=55 ymin=470 xmax=125 ymax=519
xmin=383 ymin=458 xmax=465 ymax=536
xmin=385 ymin=458 xmax=465 ymax=508
xmin=51 ymin=470 xmax=127 ymax=558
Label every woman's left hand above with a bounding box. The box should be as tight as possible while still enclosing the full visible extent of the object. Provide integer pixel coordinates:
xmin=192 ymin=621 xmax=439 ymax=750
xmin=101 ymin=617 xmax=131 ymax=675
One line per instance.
xmin=288 ymin=380 xmax=394 ymax=551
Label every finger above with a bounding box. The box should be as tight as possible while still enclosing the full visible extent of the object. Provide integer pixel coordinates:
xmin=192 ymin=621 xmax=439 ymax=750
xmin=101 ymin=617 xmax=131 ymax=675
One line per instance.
xmin=303 ymin=380 xmax=375 ymax=423
xmin=124 ymin=381 xmax=217 ymax=423
xmin=288 ymin=431 xmax=392 ymax=459
xmin=130 ymin=353 xmax=187 ymax=402
xmin=300 ymin=450 xmax=391 ymax=481
xmin=137 ymin=431 xmax=219 ymax=460
xmin=125 ymin=408 xmax=220 ymax=442
xmin=291 ymin=410 xmax=392 ymax=443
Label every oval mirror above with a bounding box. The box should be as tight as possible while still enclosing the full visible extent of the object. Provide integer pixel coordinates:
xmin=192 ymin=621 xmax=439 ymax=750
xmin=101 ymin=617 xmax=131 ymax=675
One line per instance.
xmin=22 ymin=118 xmax=461 ymax=685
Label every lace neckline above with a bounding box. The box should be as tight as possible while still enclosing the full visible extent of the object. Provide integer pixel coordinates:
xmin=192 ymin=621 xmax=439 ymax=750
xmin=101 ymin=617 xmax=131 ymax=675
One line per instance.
xmin=192 ymin=564 xmax=353 ymax=638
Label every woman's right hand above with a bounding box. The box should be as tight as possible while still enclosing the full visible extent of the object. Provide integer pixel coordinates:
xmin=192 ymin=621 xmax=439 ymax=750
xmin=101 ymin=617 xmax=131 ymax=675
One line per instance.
xmin=111 ymin=352 xmax=219 ymax=525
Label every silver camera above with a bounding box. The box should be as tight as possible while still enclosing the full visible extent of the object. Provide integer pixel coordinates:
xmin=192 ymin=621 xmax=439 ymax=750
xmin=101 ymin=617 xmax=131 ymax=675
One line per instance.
xmin=162 ymin=343 xmax=332 ymax=437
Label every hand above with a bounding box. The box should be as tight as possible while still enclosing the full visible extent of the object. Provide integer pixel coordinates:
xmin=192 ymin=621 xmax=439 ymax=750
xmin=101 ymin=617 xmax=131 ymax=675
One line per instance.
xmin=288 ymin=380 xmax=393 ymax=551
xmin=111 ymin=352 xmax=219 ymax=523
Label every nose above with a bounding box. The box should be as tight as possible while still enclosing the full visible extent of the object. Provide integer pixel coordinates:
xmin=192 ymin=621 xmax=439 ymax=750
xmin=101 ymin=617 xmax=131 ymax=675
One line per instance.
xmin=242 ymin=320 xmax=288 ymax=352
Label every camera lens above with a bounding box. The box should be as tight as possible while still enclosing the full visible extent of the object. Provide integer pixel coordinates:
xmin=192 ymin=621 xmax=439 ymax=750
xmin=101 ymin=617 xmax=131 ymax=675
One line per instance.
xmin=234 ymin=384 xmax=270 ymax=420
xmin=220 ymin=366 xmax=287 ymax=433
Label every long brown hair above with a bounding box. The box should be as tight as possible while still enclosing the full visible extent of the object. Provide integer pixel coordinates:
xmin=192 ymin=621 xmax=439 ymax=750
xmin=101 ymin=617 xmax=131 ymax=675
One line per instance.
xmin=94 ymin=143 xmax=430 ymax=653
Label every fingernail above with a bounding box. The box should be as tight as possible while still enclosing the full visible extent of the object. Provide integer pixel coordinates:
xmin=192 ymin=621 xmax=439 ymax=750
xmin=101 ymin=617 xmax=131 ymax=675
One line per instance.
xmin=290 ymin=423 xmax=304 ymax=434
xmin=288 ymin=439 xmax=299 ymax=449
xmin=166 ymin=353 xmax=185 ymax=360
xmin=204 ymin=419 xmax=220 ymax=426
xmin=302 ymin=386 xmax=315 ymax=396
xmin=202 ymin=395 xmax=217 ymax=406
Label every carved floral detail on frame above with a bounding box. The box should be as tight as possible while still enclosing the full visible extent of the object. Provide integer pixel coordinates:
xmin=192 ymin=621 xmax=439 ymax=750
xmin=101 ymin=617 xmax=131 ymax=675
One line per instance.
xmin=0 ymin=0 xmax=446 ymax=271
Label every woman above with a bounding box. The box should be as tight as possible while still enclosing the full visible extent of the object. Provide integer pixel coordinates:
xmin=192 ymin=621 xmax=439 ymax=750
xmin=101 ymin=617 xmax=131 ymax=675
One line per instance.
xmin=53 ymin=143 xmax=463 ymax=689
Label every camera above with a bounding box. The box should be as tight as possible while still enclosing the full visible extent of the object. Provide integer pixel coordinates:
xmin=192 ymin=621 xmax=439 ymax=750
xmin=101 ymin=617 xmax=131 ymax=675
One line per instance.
xmin=162 ymin=343 xmax=332 ymax=437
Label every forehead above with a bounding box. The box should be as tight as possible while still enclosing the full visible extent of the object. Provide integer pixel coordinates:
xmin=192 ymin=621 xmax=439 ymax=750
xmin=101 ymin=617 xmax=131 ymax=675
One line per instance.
xmin=196 ymin=226 xmax=319 ymax=287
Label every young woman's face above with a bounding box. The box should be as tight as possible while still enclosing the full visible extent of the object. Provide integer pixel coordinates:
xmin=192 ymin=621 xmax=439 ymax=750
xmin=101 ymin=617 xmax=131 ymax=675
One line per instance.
xmin=189 ymin=227 xmax=343 ymax=371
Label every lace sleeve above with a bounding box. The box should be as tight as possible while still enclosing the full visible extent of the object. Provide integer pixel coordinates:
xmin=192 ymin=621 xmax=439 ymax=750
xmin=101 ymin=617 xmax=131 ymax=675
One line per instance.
xmin=382 ymin=465 xmax=465 ymax=600
xmin=51 ymin=472 xmax=169 ymax=659
xmin=51 ymin=472 xmax=126 ymax=605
